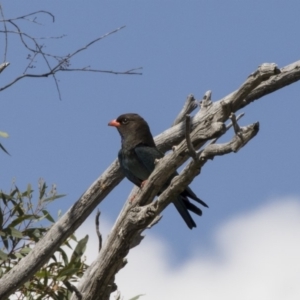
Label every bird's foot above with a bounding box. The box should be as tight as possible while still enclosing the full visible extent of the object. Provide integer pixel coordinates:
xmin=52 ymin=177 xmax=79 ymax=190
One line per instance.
xmin=129 ymin=194 xmax=136 ymax=203
xmin=140 ymin=180 xmax=148 ymax=188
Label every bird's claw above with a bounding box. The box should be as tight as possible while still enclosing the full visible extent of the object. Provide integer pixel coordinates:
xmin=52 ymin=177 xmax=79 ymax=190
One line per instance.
xmin=140 ymin=180 xmax=148 ymax=189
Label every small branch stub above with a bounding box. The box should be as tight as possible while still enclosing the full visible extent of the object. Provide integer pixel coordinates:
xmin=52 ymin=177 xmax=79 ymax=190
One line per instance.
xmin=172 ymin=94 xmax=198 ymax=126
xmin=0 ymin=62 xmax=10 ymax=74
xmin=201 ymin=120 xmax=259 ymax=158
xmin=229 ymin=113 xmax=241 ymax=133
xmin=200 ymin=90 xmax=212 ymax=110
xmin=185 ymin=114 xmax=197 ymax=160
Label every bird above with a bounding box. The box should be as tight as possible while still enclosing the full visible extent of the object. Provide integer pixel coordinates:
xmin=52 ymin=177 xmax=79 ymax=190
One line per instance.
xmin=108 ymin=113 xmax=208 ymax=229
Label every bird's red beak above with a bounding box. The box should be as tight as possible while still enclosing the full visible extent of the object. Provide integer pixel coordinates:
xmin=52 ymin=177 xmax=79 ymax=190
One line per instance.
xmin=108 ymin=119 xmax=121 ymax=127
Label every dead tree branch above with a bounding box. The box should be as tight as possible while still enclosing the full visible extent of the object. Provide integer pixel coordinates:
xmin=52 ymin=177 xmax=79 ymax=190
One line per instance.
xmin=185 ymin=114 xmax=197 ymax=160
xmin=0 ymin=61 xmax=300 ymax=299
xmin=172 ymin=94 xmax=198 ymax=126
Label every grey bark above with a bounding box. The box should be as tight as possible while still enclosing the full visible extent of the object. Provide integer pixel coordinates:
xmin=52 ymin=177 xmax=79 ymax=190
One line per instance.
xmin=0 ymin=61 xmax=300 ymax=299
xmin=69 ymin=63 xmax=284 ymax=300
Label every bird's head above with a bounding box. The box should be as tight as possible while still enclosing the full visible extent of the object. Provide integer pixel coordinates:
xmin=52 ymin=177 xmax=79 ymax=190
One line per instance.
xmin=108 ymin=113 xmax=156 ymax=148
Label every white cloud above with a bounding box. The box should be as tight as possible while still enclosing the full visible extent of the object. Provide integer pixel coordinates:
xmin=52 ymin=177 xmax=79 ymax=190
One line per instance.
xmin=77 ymin=198 xmax=300 ymax=300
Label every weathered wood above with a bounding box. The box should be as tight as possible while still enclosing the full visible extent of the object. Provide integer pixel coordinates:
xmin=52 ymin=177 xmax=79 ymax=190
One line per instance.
xmin=1 ymin=61 xmax=299 ymax=300
xmin=71 ymin=63 xmax=277 ymax=300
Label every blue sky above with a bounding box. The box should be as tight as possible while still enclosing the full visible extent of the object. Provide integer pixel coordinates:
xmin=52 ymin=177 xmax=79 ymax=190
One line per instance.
xmin=1 ymin=1 xmax=300 ymax=299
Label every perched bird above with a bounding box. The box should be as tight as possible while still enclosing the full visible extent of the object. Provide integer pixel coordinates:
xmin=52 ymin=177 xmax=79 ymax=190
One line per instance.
xmin=108 ymin=113 xmax=208 ymax=229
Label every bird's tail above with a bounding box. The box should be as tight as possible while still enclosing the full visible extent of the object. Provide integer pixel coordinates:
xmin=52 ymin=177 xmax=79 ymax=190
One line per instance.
xmin=182 ymin=186 xmax=209 ymax=208
xmin=173 ymin=196 xmax=197 ymax=229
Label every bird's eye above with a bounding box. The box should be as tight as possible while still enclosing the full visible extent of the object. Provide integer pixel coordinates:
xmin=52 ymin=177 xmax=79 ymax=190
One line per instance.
xmin=121 ymin=118 xmax=129 ymax=125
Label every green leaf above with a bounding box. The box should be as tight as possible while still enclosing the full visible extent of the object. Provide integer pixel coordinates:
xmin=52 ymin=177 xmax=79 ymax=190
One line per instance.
xmin=24 ymin=228 xmax=46 ymax=241
xmin=71 ymin=235 xmax=88 ymax=262
xmin=1 ymin=236 xmax=9 ymax=249
xmin=11 ymin=200 xmax=24 ymax=216
xmin=63 ymin=239 xmax=73 ymax=250
xmin=8 ymin=227 xmax=23 ymax=238
xmin=20 ymin=246 xmax=31 ymax=255
xmin=43 ymin=267 xmax=48 ymax=287
xmin=57 ymin=247 xmax=69 ymax=265
xmin=35 ymin=269 xmax=48 ymax=279
xmin=42 ymin=210 xmax=55 ymax=223
xmin=15 ymin=252 xmax=24 ymax=259
xmin=0 ymin=208 xmax=3 ymax=227
xmin=10 ymin=188 xmax=18 ymax=197
xmin=69 ymin=233 xmax=77 ymax=242
xmin=0 ymin=249 xmax=8 ymax=260
xmin=27 ymin=183 xmax=32 ymax=196
xmin=57 ymin=267 xmax=79 ymax=279
xmin=43 ymin=194 xmax=66 ymax=203
xmin=0 ymin=131 xmax=9 ymax=138
xmin=0 ymin=142 xmax=10 ymax=155
xmin=9 ymin=214 xmax=36 ymax=227
xmin=0 ymin=192 xmax=7 ymax=205
xmin=39 ymin=182 xmax=47 ymax=199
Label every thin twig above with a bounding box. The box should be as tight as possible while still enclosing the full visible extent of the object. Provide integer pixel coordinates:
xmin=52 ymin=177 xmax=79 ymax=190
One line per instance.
xmin=0 ymin=23 xmax=138 ymax=99
xmin=229 ymin=112 xmax=244 ymax=144
xmin=60 ymin=67 xmax=143 ymax=75
xmin=207 ymin=112 xmax=245 ymax=146
xmin=95 ymin=209 xmax=102 ymax=252
xmin=0 ymin=10 xmax=55 ymax=23
xmin=53 ymin=25 xmax=126 ymax=70
xmin=63 ymin=280 xmax=82 ymax=300
xmin=229 ymin=113 xmax=241 ymax=134
xmin=0 ymin=4 xmax=8 ymax=61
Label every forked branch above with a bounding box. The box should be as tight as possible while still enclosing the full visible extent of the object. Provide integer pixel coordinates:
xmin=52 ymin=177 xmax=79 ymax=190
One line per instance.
xmin=1 ymin=61 xmax=300 ymax=299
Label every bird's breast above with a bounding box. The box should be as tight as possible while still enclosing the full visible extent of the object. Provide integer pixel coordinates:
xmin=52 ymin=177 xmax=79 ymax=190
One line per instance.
xmin=121 ymin=149 xmax=150 ymax=181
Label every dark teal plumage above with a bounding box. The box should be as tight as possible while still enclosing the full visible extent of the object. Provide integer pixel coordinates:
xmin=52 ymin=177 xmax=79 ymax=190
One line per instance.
xmin=109 ymin=113 xmax=208 ymax=229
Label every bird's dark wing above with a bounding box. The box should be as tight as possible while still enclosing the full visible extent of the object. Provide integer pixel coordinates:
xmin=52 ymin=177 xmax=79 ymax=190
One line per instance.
xmin=118 ymin=149 xmax=143 ymax=187
xmin=134 ymin=144 xmax=164 ymax=173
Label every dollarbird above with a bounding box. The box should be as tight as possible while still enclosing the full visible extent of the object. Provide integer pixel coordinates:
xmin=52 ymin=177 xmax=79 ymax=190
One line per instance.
xmin=108 ymin=113 xmax=208 ymax=229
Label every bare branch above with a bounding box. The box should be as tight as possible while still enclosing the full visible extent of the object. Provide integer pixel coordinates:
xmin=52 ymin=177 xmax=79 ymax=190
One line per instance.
xmin=0 ymin=10 xmax=55 ymax=23
xmin=0 ymin=61 xmax=299 ymax=299
xmin=0 ymin=62 xmax=9 ymax=74
xmin=0 ymin=4 xmax=8 ymax=61
xmin=63 ymin=281 xmax=82 ymax=300
xmin=0 ymin=20 xmax=140 ymax=99
xmin=72 ymin=114 xmax=256 ymax=300
xmin=229 ymin=113 xmax=241 ymax=135
xmin=58 ymin=26 xmax=126 ymax=65
xmin=208 ymin=112 xmax=245 ymax=146
xmin=172 ymin=94 xmax=198 ymax=126
xmin=199 ymin=90 xmax=212 ymax=111
xmin=58 ymin=67 xmax=143 ymax=75
xmin=156 ymin=121 xmax=259 ymax=213
xmin=185 ymin=114 xmax=197 ymax=160
xmin=201 ymin=122 xmax=259 ymax=156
